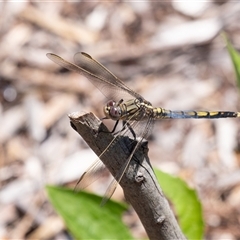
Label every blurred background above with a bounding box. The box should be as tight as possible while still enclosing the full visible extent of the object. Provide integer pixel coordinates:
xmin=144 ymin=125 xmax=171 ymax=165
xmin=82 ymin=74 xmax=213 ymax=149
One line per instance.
xmin=1 ymin=1 xmax=240 ymax=239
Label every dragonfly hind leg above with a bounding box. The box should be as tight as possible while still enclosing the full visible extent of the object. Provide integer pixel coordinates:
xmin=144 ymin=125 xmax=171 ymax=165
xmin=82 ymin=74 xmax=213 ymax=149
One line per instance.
xmin=123 ymin=120 xmax=136 ymax=139
xmin=112 ymin=120 xmax=136 ymax=139
xmin=99 ymin=118 xmax=136 ymax=139
xmin=111 ymin=121 xmax=137 ymax=140
xmin=107 ymin=120 xmax=136 ymax=139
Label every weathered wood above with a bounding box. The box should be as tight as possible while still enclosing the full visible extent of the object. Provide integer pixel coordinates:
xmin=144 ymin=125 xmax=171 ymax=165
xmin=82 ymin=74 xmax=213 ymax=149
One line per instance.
xmin=69 ymin=112 xmax=186 ymax=240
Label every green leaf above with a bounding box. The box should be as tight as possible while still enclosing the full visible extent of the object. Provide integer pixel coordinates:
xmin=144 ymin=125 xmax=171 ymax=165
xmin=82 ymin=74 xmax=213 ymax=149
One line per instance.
xmin=155 ymin=169 xmax=204 ymax=240
xmin=225 ymin=34 xmax=240 ymax=89
xmin=46 ymin=185 xmax=133 ymax=240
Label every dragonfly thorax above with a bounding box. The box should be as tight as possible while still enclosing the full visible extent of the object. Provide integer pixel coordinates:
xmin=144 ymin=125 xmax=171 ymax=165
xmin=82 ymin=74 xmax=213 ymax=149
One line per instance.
xmin=104 ymin=98 xmax=153 ymax=121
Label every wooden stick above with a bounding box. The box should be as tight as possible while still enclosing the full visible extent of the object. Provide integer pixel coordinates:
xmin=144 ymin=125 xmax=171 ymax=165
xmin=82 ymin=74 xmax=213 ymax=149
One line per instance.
xmin=69 ymin=112 xmax=186 ymax=240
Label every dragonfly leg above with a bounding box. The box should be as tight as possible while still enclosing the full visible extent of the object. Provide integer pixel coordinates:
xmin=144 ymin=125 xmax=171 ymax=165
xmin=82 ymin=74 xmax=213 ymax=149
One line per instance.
xmin=110 ymin=120 xmax=119 ymax=133
xmin=98 ymin=119 xmax=120 ymax=134
xmin=99 ymin=118 xmax=136 ymax=139
xmin=111 ymin=120 xmax=136 ymax=139
xmin=123 ymin=120 xmax=136 ymax=139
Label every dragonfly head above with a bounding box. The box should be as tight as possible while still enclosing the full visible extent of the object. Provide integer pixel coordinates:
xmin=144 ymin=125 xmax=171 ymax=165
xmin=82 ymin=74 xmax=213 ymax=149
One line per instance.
xmin=103 ymin=100 xmax=122 ymax=120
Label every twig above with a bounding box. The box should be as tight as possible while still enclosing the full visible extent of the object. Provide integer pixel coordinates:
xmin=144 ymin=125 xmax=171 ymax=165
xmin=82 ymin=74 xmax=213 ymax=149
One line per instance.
xmin=69 ymin=112 xmax=186 ymax=240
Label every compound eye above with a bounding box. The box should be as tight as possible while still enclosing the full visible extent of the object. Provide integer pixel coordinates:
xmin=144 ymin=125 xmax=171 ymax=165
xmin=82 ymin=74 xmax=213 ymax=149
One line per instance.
xmin=107 ymin=100 xmax=115 ymax=107
xmin=110 ymin=107 xmax=121 ymax=118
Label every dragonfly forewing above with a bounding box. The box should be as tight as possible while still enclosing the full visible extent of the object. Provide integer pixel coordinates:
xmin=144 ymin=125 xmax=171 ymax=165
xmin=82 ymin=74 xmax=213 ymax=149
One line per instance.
xmin=47 ymin=53 xmax=140 ymax=102
xmin=74 ymin=52 xmax=143 ymax=100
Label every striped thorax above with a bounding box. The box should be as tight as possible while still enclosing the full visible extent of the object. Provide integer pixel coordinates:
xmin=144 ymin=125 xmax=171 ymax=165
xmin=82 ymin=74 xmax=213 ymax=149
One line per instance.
xmin=103 ymin=98 xmax=158 ymax=121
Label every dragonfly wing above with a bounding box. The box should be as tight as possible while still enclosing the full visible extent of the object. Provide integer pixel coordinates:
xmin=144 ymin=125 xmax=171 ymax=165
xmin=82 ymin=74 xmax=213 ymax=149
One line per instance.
xmin=75 ymin=159 xmax=107 ymax=191
xmin=128 ymin=118 xmax=155 ymax=141
xmin=101 ymin=178 xmax=118 ymax=206
xmin=47 ymin=53 xmax=141 ymax=101
xmin=100 ymin=138 xmax=143 ymax=206
xmin=121 ymin=105 xmax=155 ymax=140
xmin=74 ymin=52 xmax=143 ymax=100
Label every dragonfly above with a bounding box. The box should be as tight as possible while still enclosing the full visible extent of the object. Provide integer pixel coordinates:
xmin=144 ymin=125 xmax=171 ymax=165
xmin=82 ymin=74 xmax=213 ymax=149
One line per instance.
xmin=47 ymin=52 xmax=240 ymax=204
